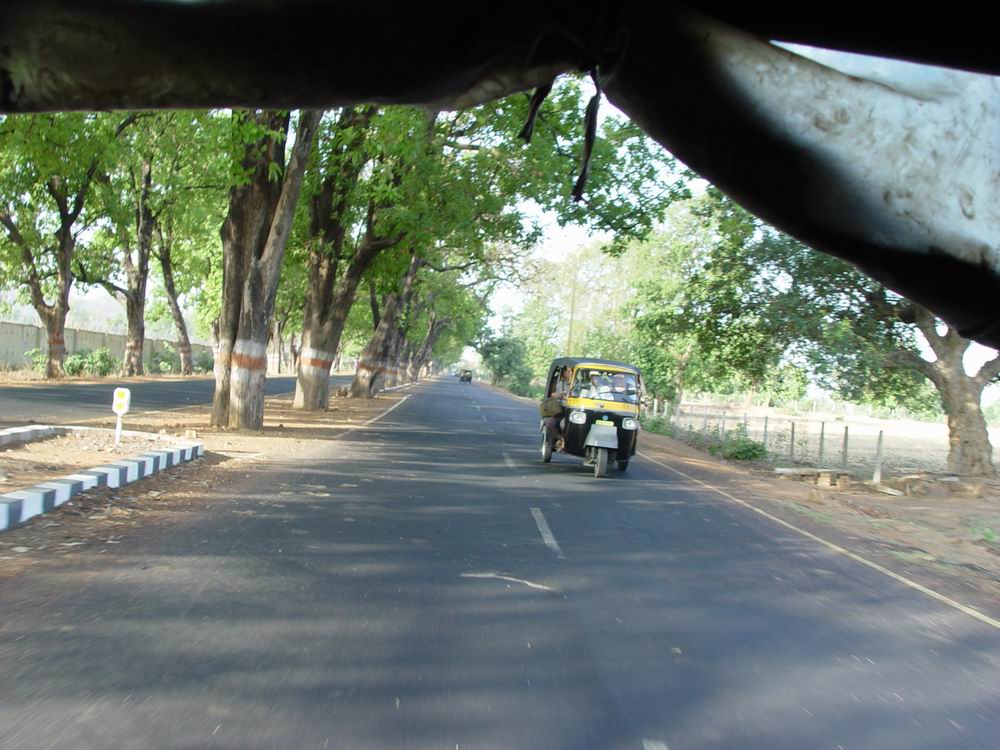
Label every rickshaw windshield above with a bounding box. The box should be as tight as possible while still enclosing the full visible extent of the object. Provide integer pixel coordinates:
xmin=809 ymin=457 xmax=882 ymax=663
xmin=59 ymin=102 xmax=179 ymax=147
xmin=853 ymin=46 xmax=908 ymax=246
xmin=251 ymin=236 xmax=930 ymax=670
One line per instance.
xmin=571 ymin=369 xmax=639 ymax=404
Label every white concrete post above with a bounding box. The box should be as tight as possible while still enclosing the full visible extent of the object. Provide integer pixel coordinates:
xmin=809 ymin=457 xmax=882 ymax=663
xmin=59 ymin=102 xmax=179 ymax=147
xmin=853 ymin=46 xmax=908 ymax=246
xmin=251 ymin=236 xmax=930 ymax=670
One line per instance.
xmin=873 ymin=430 xmax=884 ymax=484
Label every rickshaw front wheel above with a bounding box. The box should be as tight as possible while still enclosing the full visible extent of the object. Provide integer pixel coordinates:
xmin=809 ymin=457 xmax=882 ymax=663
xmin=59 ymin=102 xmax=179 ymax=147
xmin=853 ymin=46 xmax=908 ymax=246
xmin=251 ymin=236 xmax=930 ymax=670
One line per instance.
xmin=593 ymin=448 xmax=608 ymax=478
xmin=541 ymin=434 xmax=552 ymax=463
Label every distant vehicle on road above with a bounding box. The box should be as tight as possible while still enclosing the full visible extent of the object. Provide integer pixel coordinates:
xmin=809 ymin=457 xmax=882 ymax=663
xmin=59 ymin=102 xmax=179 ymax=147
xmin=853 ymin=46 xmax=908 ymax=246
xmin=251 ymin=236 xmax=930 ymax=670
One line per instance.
xmin=539 ymin=357 xmax=643 ymax=478
xmin=459 ymin=369 xmax=473 ymax=382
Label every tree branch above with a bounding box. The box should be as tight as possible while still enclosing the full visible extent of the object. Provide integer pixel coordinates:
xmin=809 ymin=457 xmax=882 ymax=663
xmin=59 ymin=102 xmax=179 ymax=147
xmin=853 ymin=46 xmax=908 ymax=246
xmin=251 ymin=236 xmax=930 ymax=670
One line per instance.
xmin=74 ymin=257 xmax=129 ymax=299
xmin=975 ymin=352 xmax=1000 ymax=387
xmin=420 ymin=258 xmax=477 ymax=273
xmin=0 ymin=208 xmax=52 ymax=314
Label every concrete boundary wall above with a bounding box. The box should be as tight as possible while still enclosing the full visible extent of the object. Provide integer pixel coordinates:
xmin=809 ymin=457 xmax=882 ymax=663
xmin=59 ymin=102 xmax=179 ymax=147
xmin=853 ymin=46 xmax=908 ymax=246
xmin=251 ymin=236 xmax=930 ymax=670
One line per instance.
xmin=0 ymin=320 xmax=212 ymax=370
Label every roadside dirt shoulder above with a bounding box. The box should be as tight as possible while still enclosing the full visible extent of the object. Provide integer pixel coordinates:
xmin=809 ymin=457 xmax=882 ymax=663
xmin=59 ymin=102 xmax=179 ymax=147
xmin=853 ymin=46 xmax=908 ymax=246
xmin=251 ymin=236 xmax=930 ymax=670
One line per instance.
xmin=0 ymin=389 xmax=410 ymax=577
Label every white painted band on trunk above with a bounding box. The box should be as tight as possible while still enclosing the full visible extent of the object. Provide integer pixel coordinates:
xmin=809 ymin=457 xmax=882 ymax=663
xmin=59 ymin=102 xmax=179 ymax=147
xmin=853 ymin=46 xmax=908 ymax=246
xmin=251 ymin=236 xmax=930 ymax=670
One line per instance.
xmin=233 ymin=339 xmax=267 ymax=358
xmin=230 ymin=364 xmax=265 ymax=375
xmin=299 ymin=362 xmax=331 ymax=377
xmin=301 ymin=346 xmax=337 ymax=361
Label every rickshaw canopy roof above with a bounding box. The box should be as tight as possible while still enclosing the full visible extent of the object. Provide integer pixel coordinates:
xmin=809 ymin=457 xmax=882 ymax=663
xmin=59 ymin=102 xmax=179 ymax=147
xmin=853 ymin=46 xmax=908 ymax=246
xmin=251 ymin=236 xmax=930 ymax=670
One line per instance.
xmin=548 ymin=358 xmax=641 ymax=376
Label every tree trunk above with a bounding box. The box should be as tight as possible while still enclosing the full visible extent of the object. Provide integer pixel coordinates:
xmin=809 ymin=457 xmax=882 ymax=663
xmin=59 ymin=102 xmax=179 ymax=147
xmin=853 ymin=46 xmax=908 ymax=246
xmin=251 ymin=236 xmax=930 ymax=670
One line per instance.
xmin=293 ymin=323 xmax=341 ymax=410
xmin=290 ymin=334 xmax=301 ymax=371
xmin=292 ymin=108 xmax=404 ymax=411
xmin=122 ymin=293 xmax=146 ymax=375
xmin=42 ymin=310 xmax=68 ymax=378
xmin=211 ymin=111 xmax=290 ymax=427
xmin=123 ymin=159 xmax=155 ymax=376
xmin=940 ymin=377 xmax=994 ymax=476
xmin=350 ymin=303 xmax=398 ymax=398
xmin=350 ymin=254 xmax=421 ymax=398
xmin=383 ymin=327 xmax=407 ymax=388
xmin=156 ymin=225 xmax=194 ymax=375
xmin=3 ymin=187 xmax=79 ymax=380
xmin=906 ymin=313 xmax=997 ymax=478
xmin=409 ymin=314 xmax=445 ymax=381
xmin=228 ymin=109 xmax=323 ymax=430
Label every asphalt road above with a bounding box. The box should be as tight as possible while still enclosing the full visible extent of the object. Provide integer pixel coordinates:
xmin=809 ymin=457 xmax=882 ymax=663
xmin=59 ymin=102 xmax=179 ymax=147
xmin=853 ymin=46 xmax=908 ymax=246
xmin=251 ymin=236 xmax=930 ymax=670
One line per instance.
xmin=2 ymin=379 xmax=999 ymax=749
xmin=0 ymin=375 xmax=350 ymax=423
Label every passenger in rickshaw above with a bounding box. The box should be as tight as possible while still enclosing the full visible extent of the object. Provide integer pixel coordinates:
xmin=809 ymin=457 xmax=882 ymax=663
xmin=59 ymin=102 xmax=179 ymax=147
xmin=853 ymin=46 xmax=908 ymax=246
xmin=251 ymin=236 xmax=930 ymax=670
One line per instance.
xmin=543 ymin=367 xmax=573 ymax=450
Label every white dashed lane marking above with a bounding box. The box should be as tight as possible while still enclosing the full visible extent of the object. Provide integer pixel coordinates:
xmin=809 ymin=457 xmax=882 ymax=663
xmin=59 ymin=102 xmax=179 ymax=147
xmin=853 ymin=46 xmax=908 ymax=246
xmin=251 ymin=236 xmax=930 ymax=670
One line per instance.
xmin=530 ymin=507 xmax=565 ymax=559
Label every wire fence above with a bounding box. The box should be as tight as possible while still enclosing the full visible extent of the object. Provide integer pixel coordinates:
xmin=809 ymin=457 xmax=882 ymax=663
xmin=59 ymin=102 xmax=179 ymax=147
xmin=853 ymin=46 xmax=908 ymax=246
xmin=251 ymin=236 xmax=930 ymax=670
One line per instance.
xmin=641 ymin=400 xmax=1000 ymax=478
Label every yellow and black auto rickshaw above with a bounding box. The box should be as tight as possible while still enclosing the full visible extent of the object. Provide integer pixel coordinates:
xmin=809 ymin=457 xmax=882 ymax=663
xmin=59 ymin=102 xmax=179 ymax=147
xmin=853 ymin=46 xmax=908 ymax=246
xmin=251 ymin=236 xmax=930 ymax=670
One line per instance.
xmin=539 ymin=357 xmax=643 ymax=478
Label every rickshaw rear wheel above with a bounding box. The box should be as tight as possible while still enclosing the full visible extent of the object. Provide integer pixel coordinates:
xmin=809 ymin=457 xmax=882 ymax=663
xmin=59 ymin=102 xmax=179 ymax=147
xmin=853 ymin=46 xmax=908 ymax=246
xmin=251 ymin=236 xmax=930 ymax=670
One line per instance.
xmin=594 ymin=448 xmax=608 ymax=478
xmin=617 ymin=459 xmax=629 ymax=472
xmin=541 ymin=434 xmax=552 ymax=463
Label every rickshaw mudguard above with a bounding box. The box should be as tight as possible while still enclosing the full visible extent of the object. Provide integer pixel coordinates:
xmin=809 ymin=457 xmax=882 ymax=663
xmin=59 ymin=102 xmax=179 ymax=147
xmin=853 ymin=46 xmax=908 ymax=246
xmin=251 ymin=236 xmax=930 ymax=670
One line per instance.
xmin=584 ymin=423 xmax=618 ymax=450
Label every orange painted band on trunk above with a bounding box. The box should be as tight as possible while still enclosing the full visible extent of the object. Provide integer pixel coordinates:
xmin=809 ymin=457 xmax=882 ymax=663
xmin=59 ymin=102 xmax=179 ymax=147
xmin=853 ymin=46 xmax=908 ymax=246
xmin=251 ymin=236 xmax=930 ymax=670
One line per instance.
xmin=303 ymin=357 xmax=334 ymax=370
xmin=231 ymin=352 xmax=268 ymax=371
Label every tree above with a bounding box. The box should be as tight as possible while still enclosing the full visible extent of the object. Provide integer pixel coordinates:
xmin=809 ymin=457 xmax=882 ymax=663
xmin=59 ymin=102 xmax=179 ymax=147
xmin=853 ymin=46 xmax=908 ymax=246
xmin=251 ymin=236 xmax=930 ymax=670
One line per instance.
xmin=212 ymin=109 xmax=322 ymax=429
xmin=341 ymin=78 xmax=689 ymax=400
xmin=678 ymin=190 xmax=1000 ymax=477
xmin=0 ymin=112 xmax=135 ymax=377
xmin=478 ymin=330 xmax=534 ymax=393
xmin=75 ymin=112 xmax=221 ymax=375
xmin=152 ymin=113 xmax=228 ymax=375
xmin=291 ymin=106 xmax=408 ymax=409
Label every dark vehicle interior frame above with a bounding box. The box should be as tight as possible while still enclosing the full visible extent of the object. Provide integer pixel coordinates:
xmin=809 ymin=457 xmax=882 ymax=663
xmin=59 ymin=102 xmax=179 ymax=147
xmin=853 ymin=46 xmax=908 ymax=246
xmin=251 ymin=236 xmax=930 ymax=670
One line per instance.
xmin=1 ymin=2 xmax=996 ymax=347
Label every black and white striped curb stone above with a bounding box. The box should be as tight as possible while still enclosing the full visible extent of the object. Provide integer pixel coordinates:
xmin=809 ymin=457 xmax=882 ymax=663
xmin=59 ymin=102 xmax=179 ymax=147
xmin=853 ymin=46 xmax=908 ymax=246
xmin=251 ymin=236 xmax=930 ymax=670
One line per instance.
xmin=0 ymin=425 xmax=204 ymax=533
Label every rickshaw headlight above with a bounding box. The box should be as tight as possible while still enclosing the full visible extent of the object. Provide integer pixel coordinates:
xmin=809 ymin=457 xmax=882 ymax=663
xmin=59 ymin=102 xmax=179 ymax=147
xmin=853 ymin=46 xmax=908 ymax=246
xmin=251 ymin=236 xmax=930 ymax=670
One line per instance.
xmin=622 ymin=418 xmax=639 ymax=430
xmin=568 ymin=411 xmax=587 ymax=424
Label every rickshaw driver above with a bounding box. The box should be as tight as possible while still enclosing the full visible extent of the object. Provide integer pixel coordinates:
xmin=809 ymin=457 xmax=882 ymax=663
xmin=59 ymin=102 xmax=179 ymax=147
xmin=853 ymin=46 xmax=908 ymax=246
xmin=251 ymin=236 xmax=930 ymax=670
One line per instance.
xmin=585 ymin=372 xmax=614 ymax=399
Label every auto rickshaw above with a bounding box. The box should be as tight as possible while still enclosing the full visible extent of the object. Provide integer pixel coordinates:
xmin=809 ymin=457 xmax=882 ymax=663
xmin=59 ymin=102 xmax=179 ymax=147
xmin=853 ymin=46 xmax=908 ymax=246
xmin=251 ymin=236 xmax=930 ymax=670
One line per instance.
xmin=539 ymin=357 xmax=643 ymax=478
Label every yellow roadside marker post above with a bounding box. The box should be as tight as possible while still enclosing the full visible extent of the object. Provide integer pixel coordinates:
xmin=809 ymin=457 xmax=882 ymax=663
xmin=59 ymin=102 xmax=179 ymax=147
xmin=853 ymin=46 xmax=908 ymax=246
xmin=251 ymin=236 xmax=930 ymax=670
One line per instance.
xmin=112 ymin=387 xmax=131 ymax=445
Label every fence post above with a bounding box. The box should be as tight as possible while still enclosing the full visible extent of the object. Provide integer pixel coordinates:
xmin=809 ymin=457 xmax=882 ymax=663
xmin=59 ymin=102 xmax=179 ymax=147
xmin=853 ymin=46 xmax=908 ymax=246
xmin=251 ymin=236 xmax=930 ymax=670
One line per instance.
xmin=702 ymin=412 xmax=709 ymax=436
xmin=743 ymin=412 xmax=748 ymax=433
xmin=789 ymin=422 xmax=795 ymax=461
xmin=721 ymin=411 xmax=727 ymax=443
xmin=841 ymin=425 xmax=849 ymax=470
xmin=762 ymin=415 xmax=769 ymax=451
xmin=653 ymin=398 xmax=659 ymax=418
xmin=818 ymin=421 xmax=825 ymax=465
xmin=873 ymin=430 xmax=884 ymax=484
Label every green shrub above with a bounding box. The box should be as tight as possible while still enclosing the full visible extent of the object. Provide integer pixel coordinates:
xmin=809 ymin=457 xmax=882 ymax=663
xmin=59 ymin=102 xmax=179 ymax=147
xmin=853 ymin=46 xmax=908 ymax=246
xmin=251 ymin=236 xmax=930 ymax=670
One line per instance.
xmin=710 ymin=435 xmax=768 ymax=461
xmin=85 ymin=348 xmax=117 ymax=377
xmin=509 ymin=381 xmax=544 ymax=399
xmin=642 ymin=416 xmax=675 ymax=438
xmin=64 ymin=350 xmax=89 ymax=376
xmin=23 ymin=348 xmax=47 ymax=373
xmin=194 ymin=350 xmax=215 ymax=373
xmin=150 ymin=343 xmax=180 ymax=374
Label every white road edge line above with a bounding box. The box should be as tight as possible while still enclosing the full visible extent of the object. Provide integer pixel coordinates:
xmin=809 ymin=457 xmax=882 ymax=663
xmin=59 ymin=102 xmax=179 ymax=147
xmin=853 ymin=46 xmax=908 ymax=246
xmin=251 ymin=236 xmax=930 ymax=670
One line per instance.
xmin=637 ymin=450 xmax=1000 ymax=633
xmin=461 ymin=571 xmax=555 ymax=592
xmin=530 ymin=507 xmax=565 ymax=559
xmin=641 ymin=741 xmax=670 ymax=750
xmin=502 ymin=451 xmax=517 ymax=470
xmin=364 ymin=395 xmax=411 ymax=426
